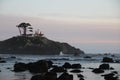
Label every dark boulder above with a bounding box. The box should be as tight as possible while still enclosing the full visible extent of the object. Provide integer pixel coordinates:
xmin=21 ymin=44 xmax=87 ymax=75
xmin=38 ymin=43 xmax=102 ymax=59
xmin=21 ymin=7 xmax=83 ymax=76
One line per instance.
xmin=50 ymin=66 xmax=66 ymax=72
xmin=70 ymin=69 xmax=82 ymax=73
xmin=31 ymin=75 xmax=44 ymax=80
xmin=79 ymin=78 xmax=84 ymax=80
xmin=31 ymin=72 xmax=57 ymax=80
xmin=92 ymin=68 xmax=104 ymax=73
xmin=102 ymin=71 xmax=119 ymax=80
xmin=57 ymin=72 xmax=73 ymax=80
xmin=62 ymin=62 xmax=72 ymax=69
xmin=99 ymin=64 xmax=110 ymax=70
xmin=44 ymin=72 xmax=57 ymax=80
xmin=102 ymin=57 xmax=114 ymax=62
xmin=46 ymin=60 xmax=53 ymax=68
xmin=14 ymin=62 xmax=27 ymax=72
xmin=71 ymin=64 xmax=81 ymax=68
xmin=28 ymin=60 xmax=48 ymax=73
xmin=77 ymin=74 xmax=84 ymax=78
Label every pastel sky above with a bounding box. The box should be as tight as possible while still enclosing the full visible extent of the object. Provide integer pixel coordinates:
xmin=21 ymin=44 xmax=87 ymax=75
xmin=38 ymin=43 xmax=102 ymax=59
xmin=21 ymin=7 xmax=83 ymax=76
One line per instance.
xmin=0 ymin=0 xmax=120 ymax=53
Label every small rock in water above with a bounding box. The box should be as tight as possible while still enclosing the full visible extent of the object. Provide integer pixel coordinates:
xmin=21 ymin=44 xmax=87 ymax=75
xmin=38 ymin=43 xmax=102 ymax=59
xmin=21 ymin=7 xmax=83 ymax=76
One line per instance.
xmin=101 ymin=71 xmax=119 ymax=80
xmin=70 ymin=69 xmax=83 ymax=73
xmin=99 ymin=64 xmax=110 ymax=70
xmin=92 ymin=68 xmax=104 ymax=73
xmin=10 ymin=56 xmax=16 ymax=59
xmin=62 ymin=62 xmax=72 ymax=69
xmin=77 ymin=74 xmax=84 ymax=78
xmin=102 ymin=57 xmax=114 ymax=62
xmin=0 ymin=60 xmax=6 ymax=63
xmin=71 ymin=64 xmax=81 ymax=69
xmin=79 ymin=78 xmax=85 ymax=80
xmin=84 ymin=56 xmax=91 ymax=58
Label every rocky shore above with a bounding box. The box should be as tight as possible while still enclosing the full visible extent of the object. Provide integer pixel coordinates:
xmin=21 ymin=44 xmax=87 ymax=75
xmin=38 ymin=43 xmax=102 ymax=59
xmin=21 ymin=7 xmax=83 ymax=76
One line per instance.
xmin=12 ymin=57 xmax=119 ymax=80
xmin=0 ymin=54 xmax=120 ymax=80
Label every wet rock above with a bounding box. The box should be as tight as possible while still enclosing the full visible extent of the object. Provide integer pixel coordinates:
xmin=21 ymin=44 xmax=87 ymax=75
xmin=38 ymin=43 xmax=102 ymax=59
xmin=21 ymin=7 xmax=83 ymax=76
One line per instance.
xmin=77 ymin=74 xmax=84 ymax=78
xmin=52 ymin=65 xmax=58 ymax=68
xmin=102 ymin=71 xmax=119 ymax=80
xmin=70 ymin=69 xmax=83 ymax=73
xmin=0 ymin=60 xmax=6 ymax=63
xmin=6 ymin=67 xmax=11 ymax=69
xmin=88 ymin=67 xmax=94 ymax=69
xmin=28 ymin=60 xmax=48 ymax=73
xmin=10 ymin=56 xmax=16 ymax=59
xmin=92 ymin=68 xmax=104 ymax=73
xmin=115 ymin=60 xmax=120 ymax=63
xmin=46 ymin=60 xmax=53 ymax=68
xmin=71 ymin=64 xmax=81 ymax=68
xmin=44 ymin=72 xmax=57 ymax=80
xmin=50 ymin=66 xmax=66 ymax=72
xmin=31 ymin=72 xmax=57 ymax=80
xmin=31 ymin=75 xmax=44 ymax=80
xmin=57 ymin=72 xmax=73 ymax=80
xmin=62 ymin=62 xmax=72 ymax=69
xmin=102 ymin=57 xmax=114 ymax=62
xmin=110 ymin=67 xmax=114 ymax=70
xmin=99 ymin=64 xmax=110 ymax=70
xmin=14 ymin=62 xmax=27 ymax=72
xmin=79 ymin=78 xmax=85 ymax=80
xmin=84 ymin=56 xmax=91 ymax=58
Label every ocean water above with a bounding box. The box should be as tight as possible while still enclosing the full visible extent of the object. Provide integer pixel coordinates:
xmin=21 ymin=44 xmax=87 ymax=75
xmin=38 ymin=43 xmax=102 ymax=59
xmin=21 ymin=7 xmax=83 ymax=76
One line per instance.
xmin=0 ymin=53 xmax=120 ymax=80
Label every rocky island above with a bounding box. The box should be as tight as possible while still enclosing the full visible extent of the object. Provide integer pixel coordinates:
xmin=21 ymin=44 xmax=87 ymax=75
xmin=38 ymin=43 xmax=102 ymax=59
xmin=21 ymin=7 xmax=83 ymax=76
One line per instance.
xmin=0 ymin=22 xmax=84 ymax=55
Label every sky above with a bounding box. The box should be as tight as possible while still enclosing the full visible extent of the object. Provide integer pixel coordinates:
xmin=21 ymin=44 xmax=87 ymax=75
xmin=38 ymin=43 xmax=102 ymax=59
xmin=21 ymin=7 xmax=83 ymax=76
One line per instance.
xmin=0 ymin=0 xmax=120 ymax=53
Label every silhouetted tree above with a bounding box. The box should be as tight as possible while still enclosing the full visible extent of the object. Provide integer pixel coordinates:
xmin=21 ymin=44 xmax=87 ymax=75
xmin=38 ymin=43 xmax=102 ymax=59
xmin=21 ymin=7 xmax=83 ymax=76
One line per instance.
xmin=17 ymin=22 xmax=31 ymax=36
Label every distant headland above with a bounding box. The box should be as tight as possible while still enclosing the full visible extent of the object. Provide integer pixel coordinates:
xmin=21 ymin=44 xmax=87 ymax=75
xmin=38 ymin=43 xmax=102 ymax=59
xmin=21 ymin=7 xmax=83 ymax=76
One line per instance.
xmin=0 ymin=22 xmax=84 ymax=55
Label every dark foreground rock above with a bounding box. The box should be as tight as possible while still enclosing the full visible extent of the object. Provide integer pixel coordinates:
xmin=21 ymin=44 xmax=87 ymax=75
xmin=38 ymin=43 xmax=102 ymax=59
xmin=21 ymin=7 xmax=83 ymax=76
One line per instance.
xmin=31 ymin=72 xmax=73 ymax=80
xmin=31 ymin=75 xmax=44 ymax=80
xmin=14 ymin=62 xmax=27 ymax=72
xmin=57 ymin=72 xmax=73 ymax=80
xmin=0 ymin=36 xmax=84 ymax=55
xmin=28 ymin=60 xmax=48 ymax=73
xmin=14 ymin=60 xmax=50 ymax=73
xmin=77 ymin=74 xmax=84 ymax=78
xmin=102 ymin=71 xmax=119 ymax=80
xmin=44 ymin=72 xmax=57 ymax=80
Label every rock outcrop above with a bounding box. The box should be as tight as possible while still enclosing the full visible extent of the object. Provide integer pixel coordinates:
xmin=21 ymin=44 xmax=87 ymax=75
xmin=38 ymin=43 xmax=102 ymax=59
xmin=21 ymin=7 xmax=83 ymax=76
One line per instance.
xmin=0 ymin=36 xmax=84 ymax=55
